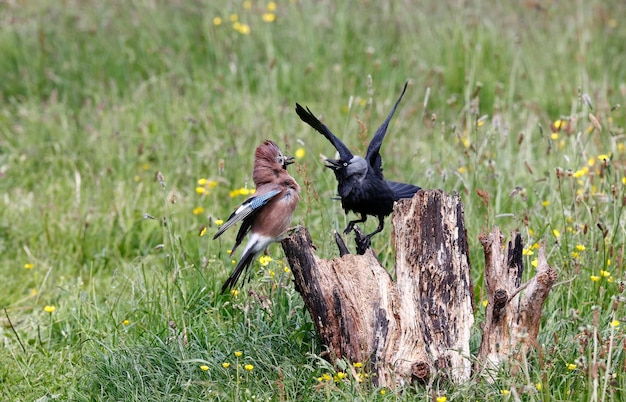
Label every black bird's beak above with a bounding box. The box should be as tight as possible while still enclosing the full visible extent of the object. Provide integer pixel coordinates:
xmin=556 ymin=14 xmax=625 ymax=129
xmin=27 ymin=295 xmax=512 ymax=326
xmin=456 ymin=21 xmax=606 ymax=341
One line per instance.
xmin=284 ymin=155 xmax=295 ymax=167
xmin=324 ymin=158 xmax=342 ymax=170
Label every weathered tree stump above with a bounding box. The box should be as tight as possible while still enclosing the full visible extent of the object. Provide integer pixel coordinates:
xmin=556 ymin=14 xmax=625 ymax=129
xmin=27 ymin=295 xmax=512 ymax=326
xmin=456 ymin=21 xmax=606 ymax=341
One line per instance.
xmin=476 ymin=227 xmax=558 ymax=378
xmin=281 ymin=189 xmax=556 ymax=388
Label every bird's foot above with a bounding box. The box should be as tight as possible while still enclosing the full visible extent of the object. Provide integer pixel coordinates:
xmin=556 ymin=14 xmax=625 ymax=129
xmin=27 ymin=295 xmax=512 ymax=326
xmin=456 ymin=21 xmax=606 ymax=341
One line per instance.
xmin=354 ymin=227 xmax=371 ymax=255
xmin=343 ymin=223 xmax=355 ymax=235
xmin=280 ymin=225 xmax=303 ymax=240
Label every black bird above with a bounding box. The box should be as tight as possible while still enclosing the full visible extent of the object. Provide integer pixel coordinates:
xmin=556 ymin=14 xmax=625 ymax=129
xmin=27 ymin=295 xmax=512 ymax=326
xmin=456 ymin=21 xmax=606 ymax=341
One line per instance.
xmin=295 ymin=82 xmax=421 ymax=247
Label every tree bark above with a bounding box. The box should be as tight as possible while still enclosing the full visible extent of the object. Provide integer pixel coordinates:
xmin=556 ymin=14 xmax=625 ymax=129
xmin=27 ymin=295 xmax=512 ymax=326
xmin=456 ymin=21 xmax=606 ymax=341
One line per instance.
xmin=281 ymin=189 xmax=556 ymax=388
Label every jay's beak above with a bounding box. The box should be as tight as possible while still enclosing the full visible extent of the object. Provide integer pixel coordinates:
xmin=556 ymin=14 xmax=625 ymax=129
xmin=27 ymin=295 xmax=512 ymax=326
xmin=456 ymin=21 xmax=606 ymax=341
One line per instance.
xmin=284 ymin=155 xmax=295 ymax=166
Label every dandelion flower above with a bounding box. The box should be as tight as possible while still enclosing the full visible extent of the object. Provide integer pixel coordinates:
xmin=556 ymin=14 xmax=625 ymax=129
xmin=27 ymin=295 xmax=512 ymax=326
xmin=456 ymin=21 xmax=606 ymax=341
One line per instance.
xmin=550 ymin=132 xmax=559 ymax=140
xmin=522 ymin=248 xmax=534 ymax=256
xmin=284 ymin=266 xmax=291 ymax=273
xmin=380 ymin=389 xmax=387 ymax=395
xmin=566 ymin=363 xmax=577 ymax=370
xmin=590 ymin=275 xmax=600 ymax=282
xmin=295 ymin=148 xmax=305 ymax=160
xmin=213 ymin=17 xmax=222 ymax=26
xmin=262 ymin=13 xmax=276 ymax=22
xmin=500 ymin=389 xmax=510 ymax=395
xmin=552 ymin=229 xmax=560 ymax=237
xmin=122 ymin=319 xmax=130 ymax=325
xmin=353 ymin=362 xmax=363 ymax=369
xmin=197 ymin=178 xmax=208 ymax=186
xmin=244 ymin=364 xmax=254 ymax=371
xmin=44 ymin=305 xmax=56 ymax=313
xmin=436 ymin=397 xmax=447 ymax=402
xmin=229 ymin=189 xmax=240 ymax=198
xmin=600 ymin=270 xmax=610 ymax=277
xmin=215 ymin=219 xmax=224 ymax=226
xmin=542 ymin=200 xmax=550 ymax=207
xmin=321 ymin=373 xmax=332 ymax=381
xmin=230 ymin=289 xmax=239 ymax=297
xmin=598 ymin=154 xmax=610 ymax=162
xmin=200 ymin=365 xmax=209 ymax=371
xmin=222 ymin=362 xmax=230 ymax=368
xmin=553 ymin=119 xmax=565 ymax=130
xmin=575 ymin=244 xmax=586 ymax=251
xmin=239 ymin=187 xmax=251 ymax=196
xmin=536 ymin=382 xmax=542 ymax=391
xmin=196 ymin=187 xmax=207 ymax=195
xmin=24 ymin=263 xmax=34 ymax=269
xmin=610 ymin=320 xmax=620 ymax=328
xmin=234 ymin=351 xmax=243 ymax=357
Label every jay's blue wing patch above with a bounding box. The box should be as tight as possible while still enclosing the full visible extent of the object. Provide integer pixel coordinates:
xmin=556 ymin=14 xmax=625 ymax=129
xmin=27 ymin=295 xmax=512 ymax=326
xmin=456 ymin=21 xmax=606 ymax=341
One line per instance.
xmin=213 ymin=189 xmax=281 ymax=240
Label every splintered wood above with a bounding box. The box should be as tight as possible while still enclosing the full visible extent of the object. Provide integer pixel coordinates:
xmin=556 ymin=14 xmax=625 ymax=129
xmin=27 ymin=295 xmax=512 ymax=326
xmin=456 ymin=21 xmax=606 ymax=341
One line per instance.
xmin=281 ymin=189 xmax=556 ymax=388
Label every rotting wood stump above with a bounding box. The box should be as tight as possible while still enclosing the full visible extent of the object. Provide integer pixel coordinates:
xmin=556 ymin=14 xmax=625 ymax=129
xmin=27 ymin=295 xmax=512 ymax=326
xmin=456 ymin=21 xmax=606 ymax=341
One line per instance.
xmin=281 ymin=189 xmax=556 ymax=388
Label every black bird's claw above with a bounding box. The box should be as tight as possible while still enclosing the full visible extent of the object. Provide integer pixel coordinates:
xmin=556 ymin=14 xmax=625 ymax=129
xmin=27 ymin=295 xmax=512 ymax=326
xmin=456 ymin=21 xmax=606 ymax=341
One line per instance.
xmin=343 ymin=224 xmax=354 ymax=235
xmin=354 ymin=227 xmax=371 ymax=255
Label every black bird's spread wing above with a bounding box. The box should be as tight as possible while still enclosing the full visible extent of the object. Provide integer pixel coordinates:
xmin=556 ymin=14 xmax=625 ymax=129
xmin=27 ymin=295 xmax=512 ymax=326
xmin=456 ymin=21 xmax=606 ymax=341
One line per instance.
xmin=365 ymin=82 xmax=409 ymax=172
xmin=295 ymin=103 xmax=354 ymax=161
xmin=386 ymin=180 xmax=421 ymax=200
xmin=213 ymin=189 xmax=281 ymax=240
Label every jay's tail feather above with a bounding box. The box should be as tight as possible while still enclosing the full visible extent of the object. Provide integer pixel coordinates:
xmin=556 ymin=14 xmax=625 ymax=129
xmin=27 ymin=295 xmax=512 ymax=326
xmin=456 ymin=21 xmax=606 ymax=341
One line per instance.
xmin=221 ymin=249 xmax=257 ymax=293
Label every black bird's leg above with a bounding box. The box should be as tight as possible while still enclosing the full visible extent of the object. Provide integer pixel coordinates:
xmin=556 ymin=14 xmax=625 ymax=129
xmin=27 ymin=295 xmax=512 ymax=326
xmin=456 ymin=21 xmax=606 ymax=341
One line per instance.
xmin=344 ymin=214 xmax=367 ymax=234
xmin=364 ymin=215 xmax=386 ymax=241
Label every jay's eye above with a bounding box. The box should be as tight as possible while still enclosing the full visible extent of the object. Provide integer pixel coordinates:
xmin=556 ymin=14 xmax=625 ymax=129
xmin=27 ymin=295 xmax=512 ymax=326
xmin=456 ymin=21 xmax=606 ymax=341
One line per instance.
xmin=343 ymin=162 xmax=348 ymax=167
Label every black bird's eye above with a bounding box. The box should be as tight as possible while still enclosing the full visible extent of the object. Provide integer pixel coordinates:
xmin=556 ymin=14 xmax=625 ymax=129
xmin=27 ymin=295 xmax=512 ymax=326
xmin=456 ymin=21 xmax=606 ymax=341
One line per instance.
xmin=343 ymin=162 xmax=348 ymax=167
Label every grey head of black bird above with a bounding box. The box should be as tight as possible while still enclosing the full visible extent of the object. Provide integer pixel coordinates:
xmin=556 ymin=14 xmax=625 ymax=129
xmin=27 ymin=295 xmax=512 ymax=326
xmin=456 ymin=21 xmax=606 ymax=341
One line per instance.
xmin=295 ymin=82 xmax=421 ymax=251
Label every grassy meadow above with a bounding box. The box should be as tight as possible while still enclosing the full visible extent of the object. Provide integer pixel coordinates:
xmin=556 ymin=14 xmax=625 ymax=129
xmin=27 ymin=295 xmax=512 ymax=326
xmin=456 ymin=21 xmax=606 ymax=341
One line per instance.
xmin=1 ymin=0 xmax=626 ymax=400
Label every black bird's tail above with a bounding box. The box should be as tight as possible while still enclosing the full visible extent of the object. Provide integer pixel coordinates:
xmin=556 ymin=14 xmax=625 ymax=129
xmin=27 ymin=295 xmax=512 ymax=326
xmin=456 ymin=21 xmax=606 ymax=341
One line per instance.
xmin=387 ymin=180 xmax=421 ymax=200
xmin=221 ymin=249 xmax=256 ymax=293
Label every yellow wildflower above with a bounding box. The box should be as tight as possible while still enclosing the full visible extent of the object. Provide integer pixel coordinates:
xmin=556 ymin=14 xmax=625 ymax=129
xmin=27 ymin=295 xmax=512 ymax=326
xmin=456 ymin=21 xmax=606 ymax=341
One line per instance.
xmin=590 ymin=275 xmax=600 ymax=282
xmin=259 ymin=255 xmax=273 ymax=266
xmin=215 ymin=219 xmax=224 ymax=226
xmin=457 ymin=166 xmax=467 ymax=174
xmin=197 ymin=178 xmax=207 ymax=186
xmin=243 ymin=1 xmax=252 ymax=9
xmin=380 ymin=389 xmax=387 ymax=395
xmin=600 ymin=270 xmax=610 ymax=277
xmin=522 ymin=248 xmax=534 ymax=256
xmin=200 ymin=365 xmax=209 ymax=371
xmin=122 ymin=319 xmax=130 ymax=325
xmin=268 ymin=270 xmax=275 ymax=278
xmin=213 ymin=17 xmax=222 ymax=26
xmin=567 ymin=363 xmax=577 ymax=370
xmin=222 ymin=362 xmax=230 ymax=368
xmin=531 ymin=259 xmax=538 ymax=268
xmin=575 ymin=244 xmax=586 ymax=251
xmin=482 ymin=300 xmax=488 ymax=308
xmin=24 ymin=263 xmax=34 ymax=269
xmin=598 ymin=154 xmax=610 ymax=162
xmin=284 ymin=266 xmax=291 ymax=273
xmin=553 ymin=119 xmax=565 ymax=130
xmin=550 ymin=133 xmax=559 ymax=140
xmin=353 ymin=362 xmax=363 ymax=369
xmin=588 ymin=157 xmax=596 ymax=167
xmin=239 ymin=187 xmax=251 ymax=196
xmin=610 ymin=320 xmax=620 ymax=328
xmin=199 ymin=227 xmax=207 ymax=237
xmin=542 ymin=200 xmax=550 ymax=207
xmin=192 ymin=206 xmax=204 ymax=215
xmin=500 ymin=389 xmax=510 ymax=395
xmin=229 ymin=189 xmax=241 ymax=198
xmin=230 ymin=289 xmax=239 ymax=297
xmin=267 ymin=1 xmax=277 ymax=11
xmin=262 ymin=13 xmax=276 ymax=22
xmin=229 ymin=14 xmax=238 ymax=22
xmin=234 ymin=351 xmax=243 ymax=357
xmin=295 ymin=148 xmax=305 ymax=160
xmin=196 ymin=186 xmax=207 ymax=195
xmin=552 ymin=229 xmax=560 ymax=238
xmin=44 ymin=305 xmax=56 ymax=313
xmin=536 ymin=383 xmax=542 ymax=391
xmin=436 ymin=397 xmax=447 ymax=402
xmin=244 ymin=364 xmax=254 ymax=371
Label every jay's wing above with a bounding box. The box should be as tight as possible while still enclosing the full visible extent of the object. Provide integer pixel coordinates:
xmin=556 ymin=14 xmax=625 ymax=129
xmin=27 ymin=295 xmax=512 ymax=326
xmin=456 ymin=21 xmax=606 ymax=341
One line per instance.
xmin=387 ymin=180 xmax=421 ymax=200
xmin=295 ymin=103 xmax=354 ymax=161
xmin=365 ymin=82 xmax=408 ymax=172
xmin=213 ymin=189 xmax=281 ymax=240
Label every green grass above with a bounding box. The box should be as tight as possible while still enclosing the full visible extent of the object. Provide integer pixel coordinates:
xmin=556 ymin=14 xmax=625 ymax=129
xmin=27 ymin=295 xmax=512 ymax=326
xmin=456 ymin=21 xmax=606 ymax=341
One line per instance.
xmin=1 ymin=0 xmax=625 ymax=400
